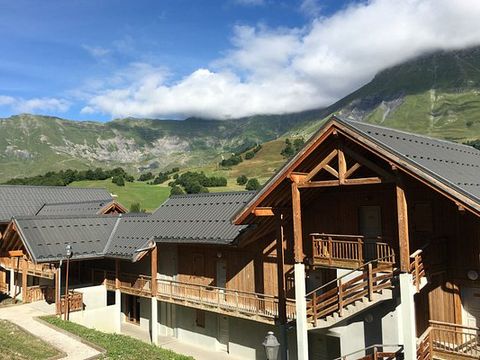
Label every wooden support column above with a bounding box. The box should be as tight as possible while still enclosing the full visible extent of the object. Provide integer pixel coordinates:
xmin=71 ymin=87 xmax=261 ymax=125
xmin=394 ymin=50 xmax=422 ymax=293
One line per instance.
xmin=275 ymin=212 xmax=287 ymax=324
xmin=396 ymin=177 xmax=410 ymax=272
xmin=338 ymin=141 xmax=347 ymax=185
xmin=21 ymin=258 xmax=27 ymax=303
xmin=151 ymin=245 xmax=158 ymax=297
xmin=115 ymin=259 xmax=120 ymax=289
xmin=54 ymin=267 xmax=60 ymax=315
xmin=291 ymin=181 xmax=304 ymax=263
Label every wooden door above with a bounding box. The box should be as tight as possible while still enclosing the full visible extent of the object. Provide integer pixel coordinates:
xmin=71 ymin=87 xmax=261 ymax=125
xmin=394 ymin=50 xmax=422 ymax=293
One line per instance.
xmin=216 ymin=260 xmax=227 ymax=288
xmin=126 ymin=295 xmax=140 ymax=324
xmin=217 ymin=315 xmax=229 ymax=352
xmin=359 ymin=206 xmax=382 ymax=260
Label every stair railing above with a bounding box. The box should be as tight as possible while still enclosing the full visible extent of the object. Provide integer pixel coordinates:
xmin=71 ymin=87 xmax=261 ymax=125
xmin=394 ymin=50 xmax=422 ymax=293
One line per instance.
xmin=306 ymin=255 xmax=395 ymax=327
xmin=333 ymin=344 xmax=404 ymax=360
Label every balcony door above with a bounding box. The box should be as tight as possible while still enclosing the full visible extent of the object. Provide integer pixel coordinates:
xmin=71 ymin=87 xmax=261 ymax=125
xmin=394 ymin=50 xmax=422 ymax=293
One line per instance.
xmin=359 ymin=206 xmax=382 ymax=261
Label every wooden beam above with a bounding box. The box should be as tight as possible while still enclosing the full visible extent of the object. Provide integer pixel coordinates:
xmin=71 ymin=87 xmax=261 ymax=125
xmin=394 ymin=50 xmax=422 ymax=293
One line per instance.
xmin=151 ymin=245 xmax=158 ymax=296
xmin=7 ymin=250 xmax=24 ymax=257
xmin=21 ymin=258 xmax=27 ymax=302
xmin=275 ymin=212 xmax=287 ymax=325
xmin=115 ymin=259 xmax=120 ymax=289
xmin=298 ymin=180 xmax=341 ymax=188
xmin=323 ymin=165 xmax=339 ymax=178
xmin=252 ymin=207 xmax=275 ymax=217
xmin=304 ymin=149 xmax=338 ymax=182
xmin=345 ymin=162 xmax=362 ymax=179
xmin=338 ymin=142 xmax=347 ymax=184
xmin=55 ymin=267 xmax=60 ymax=315
xmin=291 ymin=182 xmax=303 ymax=263
xmin=343 ymin=146 xmax=394 ymax=181
xmin=344 ymin=177 xmax=383 ymax=185
xmin=396 ymin=177 xmax=410 ymax=272
xmin=290 ymin=172 xmax=307 ymax=184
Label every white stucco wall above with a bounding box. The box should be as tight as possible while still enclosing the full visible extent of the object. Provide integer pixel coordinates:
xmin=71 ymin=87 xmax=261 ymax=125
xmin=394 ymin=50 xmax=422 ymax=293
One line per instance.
xmin=74 ymin=284 xmax=107 ymax=310
xmin=70 ymin=304 xmax=118 ymax=333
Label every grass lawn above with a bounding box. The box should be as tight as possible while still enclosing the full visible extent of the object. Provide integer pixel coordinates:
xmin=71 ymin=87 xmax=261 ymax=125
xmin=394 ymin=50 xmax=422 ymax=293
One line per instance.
xmin=69 ymin=179 xmax=171 ymax=212
xmin=0 ymin=319 xmax=61 ymax=360
xmin=41 ymin=316 xmax=193 ymax=360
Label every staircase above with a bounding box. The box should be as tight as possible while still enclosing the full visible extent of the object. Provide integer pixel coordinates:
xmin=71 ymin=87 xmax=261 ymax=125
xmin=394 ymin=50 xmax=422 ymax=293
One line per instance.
xmin=306 ymin=259 xmax=395 ymax=329
xmin=333 ymin=344 xmax=404 ymax=360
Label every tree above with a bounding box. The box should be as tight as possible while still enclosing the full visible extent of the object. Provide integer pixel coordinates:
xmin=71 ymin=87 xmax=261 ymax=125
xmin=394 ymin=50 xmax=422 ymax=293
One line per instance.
xmin=170 ymin=185 xmax=185 ymax=196
xmin=138 ymin=172 xmax=154 ymax=182
xmin=280 ymin=138 xmax=295 ymax=158
xmin=130 ymin=202 xmax=145 ymax=213
xmin=245 ymin=178 xmax=261 ymax=191
xmin=244 ymin=151 xmax=254 ymax=160
xmin=112 ymin=175 xmax=125 ymax=186
xmin=236 ymin=175 xmax=248 ymax=185
xmin=293 ymin=137 xmax=305 ymax=151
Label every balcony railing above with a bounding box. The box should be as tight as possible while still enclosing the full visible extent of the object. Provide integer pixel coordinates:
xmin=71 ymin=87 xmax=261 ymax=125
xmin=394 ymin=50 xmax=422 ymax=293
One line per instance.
xmin=429 ymin=321 xmax=479 ymax=359
xmin=311 ymin=233 xmax=395 ymax=269
xmin=334 ymin=344 xmax=404 ymax=360
xmin=24 ymin=285 xmax=55 ymax=303
xmin=0 ymin=258 xmax=55 ymax=279
xmin=157 ymin=278 xmax=283 ymax=323
xmin=409 ymin=249 xmax=426 ymax=293
xmin=57 ymin=290 xmax=83 ymax=315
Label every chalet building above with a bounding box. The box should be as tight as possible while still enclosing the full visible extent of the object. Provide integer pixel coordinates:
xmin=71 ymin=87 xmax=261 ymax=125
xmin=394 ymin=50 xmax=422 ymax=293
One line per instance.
xmin=0 ymin=185 xmax=126 ymax=303
xmin=0 ymin=116 xmax=479 ymax=360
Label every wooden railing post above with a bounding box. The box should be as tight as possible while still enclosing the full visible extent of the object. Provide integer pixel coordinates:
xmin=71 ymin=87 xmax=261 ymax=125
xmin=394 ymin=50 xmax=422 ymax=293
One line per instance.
xmin=328 ymin=237 xmax=333 ymax=266
xmin=367 ymin=263 xmax=373 ymax=301
xmin=414 ymin=254 xmax=420 ymax=293
xmin=358 ymin=238 xmax=364 ymax=264
xmin=312 ymin=291 xmax=317 ymax=327
xmin=338 ymin=279 xmax=343 ymax=317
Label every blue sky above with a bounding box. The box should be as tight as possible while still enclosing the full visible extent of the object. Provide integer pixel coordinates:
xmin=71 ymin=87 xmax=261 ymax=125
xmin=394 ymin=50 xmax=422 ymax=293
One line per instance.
xmin=1 ymin=0 xmax=480 ymax=121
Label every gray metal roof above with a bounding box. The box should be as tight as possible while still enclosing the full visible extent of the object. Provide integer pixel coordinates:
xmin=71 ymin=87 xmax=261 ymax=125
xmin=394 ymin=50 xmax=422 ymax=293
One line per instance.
xmin=339 ymin=118 xmax=480 ymax=205
xmin=36 ymin=200 xmax=115 ymax=216
xmin=13 ymin=191 xmax=255 ymax=263
xmin=14 ymin=215 xmax=119 ymax=263
xmin=151 ymin=191 xmax=254 ymax=244
xmin=0 ymin=185 xmax=113 ymax=221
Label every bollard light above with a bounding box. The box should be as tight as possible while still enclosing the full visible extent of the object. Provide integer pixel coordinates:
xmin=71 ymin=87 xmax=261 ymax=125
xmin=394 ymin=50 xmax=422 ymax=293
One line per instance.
xmin=262 ymin=331 xmax=280 ymax=360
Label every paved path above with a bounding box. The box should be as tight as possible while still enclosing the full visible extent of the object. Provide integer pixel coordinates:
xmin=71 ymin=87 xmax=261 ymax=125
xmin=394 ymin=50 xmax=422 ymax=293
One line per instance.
xmin=0 ymin=302 xmax=101 ymax=360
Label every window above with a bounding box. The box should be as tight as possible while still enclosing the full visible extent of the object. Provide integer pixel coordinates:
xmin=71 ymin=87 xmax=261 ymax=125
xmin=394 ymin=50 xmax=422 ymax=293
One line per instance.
xmin=192 ymin=253 xmax=204 ymax=277
xmin=107 ymin=290 xmax=116 ymax=306
xmin=196 ymin=309 xmax=205 ymax=328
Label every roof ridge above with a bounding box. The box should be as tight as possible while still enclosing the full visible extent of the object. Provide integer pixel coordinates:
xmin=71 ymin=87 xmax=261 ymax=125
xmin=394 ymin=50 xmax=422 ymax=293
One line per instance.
xmin=14 ymin=214 xmax=122 ymax=221
xmin=169 ymin=190 xmax=256 ymax=198
xmin=41 ymin=199 xmax=113 ymax=206
xmin=0 ymin=184 xmax=112 ymax=190
xmin=337 ymin=116 xmax=480 ymax=155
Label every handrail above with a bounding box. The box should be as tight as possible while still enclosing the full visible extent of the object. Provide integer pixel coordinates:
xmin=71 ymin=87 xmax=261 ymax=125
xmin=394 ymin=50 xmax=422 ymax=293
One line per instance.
xmin=430 ymin=320 xmax=479 ymax=332
xmin=157 ymin=278 xmax=277 ymax=299
xmin=332 ymin=344 xmax=404 ymax=360
xmin=306 ymin=254 xmax=395 ymax=297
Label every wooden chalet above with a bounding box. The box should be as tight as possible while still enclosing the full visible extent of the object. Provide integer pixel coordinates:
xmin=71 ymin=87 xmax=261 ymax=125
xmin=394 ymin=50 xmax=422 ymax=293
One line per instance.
xmin=0 ymin=116 xmax=478 ymax=360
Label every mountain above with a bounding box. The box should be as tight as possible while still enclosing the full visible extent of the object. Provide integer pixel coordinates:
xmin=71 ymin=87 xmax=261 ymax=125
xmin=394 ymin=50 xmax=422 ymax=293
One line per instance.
xmin=0 ymin=111 xmax=324 ymax=182
xmin=1 ymin=46 xmax=480 ymax=183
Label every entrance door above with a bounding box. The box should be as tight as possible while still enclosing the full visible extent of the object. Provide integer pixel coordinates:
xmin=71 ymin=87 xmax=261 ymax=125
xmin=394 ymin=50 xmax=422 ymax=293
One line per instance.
xmin=125 ymin=295 xmax=140 ymax=324
xmin=217 ymin=315 xmax=229 ymax=352
xmin=359 ymin=206 xmax=382 ymax=261
xmin=462 ymin=287 xmax=480 ymax=328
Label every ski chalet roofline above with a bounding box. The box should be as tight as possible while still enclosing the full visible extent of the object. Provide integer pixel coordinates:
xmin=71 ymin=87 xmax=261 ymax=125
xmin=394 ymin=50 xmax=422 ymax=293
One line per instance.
xmin=232 ymin=114 xmax=480 ymax=224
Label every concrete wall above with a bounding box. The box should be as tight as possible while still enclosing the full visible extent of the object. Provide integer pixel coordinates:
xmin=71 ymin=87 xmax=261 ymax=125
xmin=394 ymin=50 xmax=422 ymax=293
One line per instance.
xmin=75 ymin=284 xmax=107 ymax=310
xmin=175 ymin=304 xmax=220 ymax=351
xmin=70 ymin=304 xmax=118 ymax=333
xmin=329 ymin=298 xmax=402 ymax=359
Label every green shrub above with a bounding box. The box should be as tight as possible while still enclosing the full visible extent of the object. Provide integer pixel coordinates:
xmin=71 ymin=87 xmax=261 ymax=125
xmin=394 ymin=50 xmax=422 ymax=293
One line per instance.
xmin=236 ymin=175 xmax=248 ymax=185
xmin=245 ymin=178 xmax=261 ymax=191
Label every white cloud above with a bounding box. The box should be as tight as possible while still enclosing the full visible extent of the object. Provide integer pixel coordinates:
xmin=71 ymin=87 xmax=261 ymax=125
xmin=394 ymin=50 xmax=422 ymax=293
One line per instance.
xmin=82 ymin=45 xmax=111 ymax=58
xmin=0 ymin=96 xmax=70 ymax=114
xmin=300 ymin=0 xmax=322 ymax=18
xmin=82 ymin=0 xmax=480 ymax=119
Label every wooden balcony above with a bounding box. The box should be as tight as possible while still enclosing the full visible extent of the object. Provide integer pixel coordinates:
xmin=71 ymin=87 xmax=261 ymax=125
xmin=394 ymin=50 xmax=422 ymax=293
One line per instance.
xmin=311 ymin=233 xmax=395 ymax=269
xmin=156 ymin=279 xmax=285 ymax=323
xmin=0 ymin=257 xmax=55 ymax=279
xmin=102 ymin=270 xmax=152 ymax=298
xmin=334 ymin=344 xmax=404 ymax=360
xmin=428 ymin=321 xmax=479 ymax=359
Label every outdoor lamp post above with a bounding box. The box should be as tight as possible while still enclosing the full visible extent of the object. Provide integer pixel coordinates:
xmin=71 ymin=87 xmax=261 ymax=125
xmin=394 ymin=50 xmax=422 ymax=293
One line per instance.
xmin=263 ymin=331 xmax=280 ymax=360
xmin=64 ymin=244 xmax=72 ymax=321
